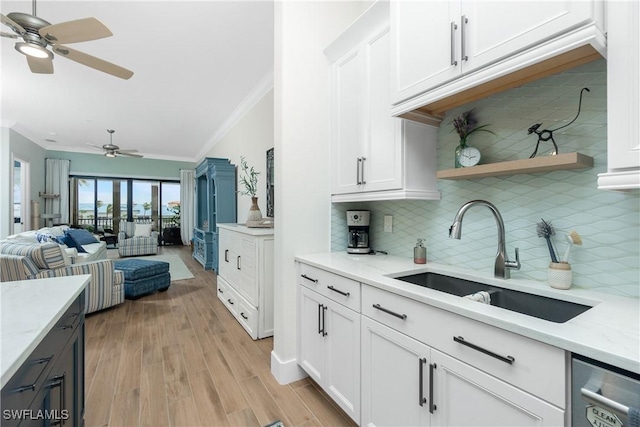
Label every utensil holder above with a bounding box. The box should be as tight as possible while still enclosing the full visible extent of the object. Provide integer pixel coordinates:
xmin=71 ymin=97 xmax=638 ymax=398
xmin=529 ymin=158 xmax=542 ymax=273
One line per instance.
xmin=548 ymin=262 xmax=572 ymax=290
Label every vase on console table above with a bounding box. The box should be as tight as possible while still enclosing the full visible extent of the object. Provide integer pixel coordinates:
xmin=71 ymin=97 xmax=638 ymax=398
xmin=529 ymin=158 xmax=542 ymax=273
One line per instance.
xmin=246 ymin=197 xmax=263 ymax=226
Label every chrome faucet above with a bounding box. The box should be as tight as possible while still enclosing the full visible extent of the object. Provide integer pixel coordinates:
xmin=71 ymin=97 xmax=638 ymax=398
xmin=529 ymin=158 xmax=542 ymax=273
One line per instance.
xmin=449 ymin=200 xmax=521 ymax=279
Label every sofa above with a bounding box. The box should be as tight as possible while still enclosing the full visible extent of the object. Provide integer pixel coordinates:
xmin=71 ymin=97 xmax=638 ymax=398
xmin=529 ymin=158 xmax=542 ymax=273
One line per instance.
xmin=0 ymin=241 xmax=124 ymax=314
xmin=3 ymin=226 xmax=107 ymax=263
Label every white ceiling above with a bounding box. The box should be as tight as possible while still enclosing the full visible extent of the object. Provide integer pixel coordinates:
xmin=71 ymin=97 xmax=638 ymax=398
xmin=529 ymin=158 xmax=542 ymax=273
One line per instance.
xmin=1 ymin=0 xmax=274 ymax=162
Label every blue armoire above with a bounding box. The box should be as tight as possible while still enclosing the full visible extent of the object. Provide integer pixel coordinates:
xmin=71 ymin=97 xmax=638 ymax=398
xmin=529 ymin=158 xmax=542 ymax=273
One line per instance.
xmin=193 ymin=158 xmax=236 ymax=271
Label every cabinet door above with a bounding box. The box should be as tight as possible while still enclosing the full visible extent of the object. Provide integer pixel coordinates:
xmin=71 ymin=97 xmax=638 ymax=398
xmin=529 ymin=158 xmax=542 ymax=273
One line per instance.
xmin=363 ymin=25 xmax=403 ymax=192
xmin=430 ymin=349 xmax=564 ymax=427
xmin=236 ymin=237 xmax=257 ymax=305
xmin=331 ymin=46 xmax=364 ymax=195
xmin=391 ymin=0 xmax=461 ymax=105
xmin=462 ymin=0 xmax=596 ymax=73
xmin=324 ymin=297 xmax=361 ymax=424
xmin=361 ymin=317 xmax=431 ymax=427
xmin=298 ymin=287 xmax=326 ymax=384
xmin=218 ymin=229 xmax=236 ymax=284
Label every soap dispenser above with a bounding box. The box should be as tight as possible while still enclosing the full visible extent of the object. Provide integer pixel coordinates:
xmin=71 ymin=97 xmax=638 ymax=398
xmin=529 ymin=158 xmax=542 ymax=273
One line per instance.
xmin=414 ymin=239 xmax=426 ymax=264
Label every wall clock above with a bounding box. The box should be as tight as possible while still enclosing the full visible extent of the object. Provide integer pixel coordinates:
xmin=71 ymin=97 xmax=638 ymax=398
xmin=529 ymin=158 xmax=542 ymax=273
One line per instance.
xmin=456 ymin=146 xmax=481 ymax=167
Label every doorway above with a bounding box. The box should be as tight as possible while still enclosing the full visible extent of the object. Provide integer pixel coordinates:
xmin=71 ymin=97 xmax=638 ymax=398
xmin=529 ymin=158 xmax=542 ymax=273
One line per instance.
xmin=12 ymin=157 xmax=30 ymax=234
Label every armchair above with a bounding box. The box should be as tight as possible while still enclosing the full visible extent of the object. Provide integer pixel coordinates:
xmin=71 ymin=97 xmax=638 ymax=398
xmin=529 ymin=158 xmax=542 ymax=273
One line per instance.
xmin=118 ymin=221 xmax=159 ymax=257
xmin=0 ymin=242 xmax=124 ymax=314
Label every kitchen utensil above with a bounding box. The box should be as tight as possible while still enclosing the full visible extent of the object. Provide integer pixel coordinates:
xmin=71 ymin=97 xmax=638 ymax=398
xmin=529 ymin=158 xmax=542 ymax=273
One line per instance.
xmin=562 ymin=230 xmax=583 ymax=262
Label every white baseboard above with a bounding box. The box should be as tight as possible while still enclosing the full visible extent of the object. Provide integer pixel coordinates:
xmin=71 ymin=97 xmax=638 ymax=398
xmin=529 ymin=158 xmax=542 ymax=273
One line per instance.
xmin=270 ymin=350 xmax=307 ymax=385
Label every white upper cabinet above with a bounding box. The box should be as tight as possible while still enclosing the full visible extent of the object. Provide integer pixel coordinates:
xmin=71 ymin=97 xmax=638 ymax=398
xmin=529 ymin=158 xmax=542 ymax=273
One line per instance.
xmin=327 ymin=1 xmax=440 ymax=202
xmin=391 ymin=0 xmax=605 ymax=117
xmin=598 ymin=0 xmax=640 ymax=190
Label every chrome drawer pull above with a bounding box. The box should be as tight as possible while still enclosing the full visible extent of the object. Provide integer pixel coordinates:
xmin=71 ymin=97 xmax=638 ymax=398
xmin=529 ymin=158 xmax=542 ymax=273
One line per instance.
xmin=301 ymin=274 xmax=318 ymax=283
xmin=31 ymin=356 xmax=53 ymax=365
xmin=218 ymin=288 xmax=223 ymax=294
xmin=240 ymin=312 xmax=248 ymax=320
xmin=373 ymin=304 xmax=407 ymax=320
xmin=327 ymin=285 xmax=350 ymax=297
xmin=10 ymin=383 xmax=36 ymax=393
xmin=453 ymin=336 xmax=515 ymax=365
xmin=227 ymin=299 xmax=234 ymax=305
xmin=450 ymin=21 xmax=458 ymax=66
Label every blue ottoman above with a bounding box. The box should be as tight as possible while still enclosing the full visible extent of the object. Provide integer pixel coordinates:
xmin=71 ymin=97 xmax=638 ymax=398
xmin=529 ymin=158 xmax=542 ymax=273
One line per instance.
xmin=113 ymin=259 xmax=171 ymax=299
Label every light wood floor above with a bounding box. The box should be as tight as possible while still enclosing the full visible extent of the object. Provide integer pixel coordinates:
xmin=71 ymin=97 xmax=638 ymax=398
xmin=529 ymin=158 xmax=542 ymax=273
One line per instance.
xmin=84 ymin=246 xmax=357 ymax=427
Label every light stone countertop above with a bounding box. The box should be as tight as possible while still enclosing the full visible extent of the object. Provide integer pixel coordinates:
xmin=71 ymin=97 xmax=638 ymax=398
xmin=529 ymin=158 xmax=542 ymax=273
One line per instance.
xmin=218 ymin=223 xmax=274 ymax=235
xmin=1 ymin=275 xmax=89 ymax=387
xmin=295 ymin=252 xmax=640 ymax=374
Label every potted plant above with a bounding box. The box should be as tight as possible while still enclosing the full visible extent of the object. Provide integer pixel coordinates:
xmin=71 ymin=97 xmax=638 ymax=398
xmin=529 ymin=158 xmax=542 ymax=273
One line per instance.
xmin=163 ymin=203 xmax=182 ymax=245
xmin=238 ymin=156 xmax=262 ymax=224
xmin=451 ymin=110 xmax=494 ymax=168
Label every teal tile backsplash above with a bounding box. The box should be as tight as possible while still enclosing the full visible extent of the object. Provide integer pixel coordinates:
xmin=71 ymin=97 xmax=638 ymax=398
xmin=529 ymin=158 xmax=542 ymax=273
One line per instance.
xmin=331 ymin=60 xmax=640 ymax=298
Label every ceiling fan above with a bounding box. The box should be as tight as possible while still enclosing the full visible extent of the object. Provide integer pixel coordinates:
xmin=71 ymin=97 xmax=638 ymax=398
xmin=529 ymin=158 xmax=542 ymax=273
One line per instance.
xmin=88 ymin=129 xmax=142 ymax=158
xmin=1 ymin=0 xmax=133 ymax=79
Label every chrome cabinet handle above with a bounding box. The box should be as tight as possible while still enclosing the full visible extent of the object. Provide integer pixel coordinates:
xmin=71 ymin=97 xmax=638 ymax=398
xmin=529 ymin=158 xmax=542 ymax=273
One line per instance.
xmin=236 ymin=255 xmax=241 ymax=270
xmin=450 ymin=21 xmax=458 ymax=66
xmin=227 ymin=299 xmax=234 ymax=305
xmin=327 ymin=285 xmax=350 ymax=297
xmin=461 ymin=15 xmax=469 ymax=61
xmin=224 ymin=249 xmax=229 ymax=262
xmin=419 ymin=358 xmax=427 ymax=406
xmin=240 ymin=312 xmax=248 ymax=320
xmin=429 ymin=363 xmax=437 ymax=413
xmin=301 ymin=274 xmax=318 ymax=283
xmin=356 ymin=157 xmax=363 ymax=185
xmin=453 ymin=336 xmax=515 ymax=365
xmin=322 ymin=305 xmax=328 ymax=336
xmin=318 ymin=303 xmax=323 ymax=334
xmin=361 ymin=157 xmax=366 ymax=184
xmin=372 ymin=303 xmax=407 ymax=320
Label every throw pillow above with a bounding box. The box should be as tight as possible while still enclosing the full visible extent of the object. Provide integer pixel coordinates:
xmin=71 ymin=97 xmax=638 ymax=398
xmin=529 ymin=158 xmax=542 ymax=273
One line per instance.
xmin=65 ymin=228 xmax=99 ymax=245
xmin=134 ymin=224 xmax=153 ymax=237
xmin=63 ymin=230 xmax=89 ymax=253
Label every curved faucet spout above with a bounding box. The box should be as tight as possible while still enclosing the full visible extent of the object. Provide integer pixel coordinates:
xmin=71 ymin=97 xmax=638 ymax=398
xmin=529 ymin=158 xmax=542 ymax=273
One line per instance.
xmin=449 ymin=200 xmax=520 ymax=279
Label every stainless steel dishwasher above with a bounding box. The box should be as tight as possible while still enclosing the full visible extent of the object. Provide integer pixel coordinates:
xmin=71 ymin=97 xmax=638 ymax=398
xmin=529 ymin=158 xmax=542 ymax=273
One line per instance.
xmin=572 ymin=354 xmax=640 ymax=427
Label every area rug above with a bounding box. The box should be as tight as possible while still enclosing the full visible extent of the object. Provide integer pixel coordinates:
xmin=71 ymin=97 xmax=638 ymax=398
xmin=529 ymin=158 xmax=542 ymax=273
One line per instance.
xmin=106 ymin=250 xmax=194 ymax=281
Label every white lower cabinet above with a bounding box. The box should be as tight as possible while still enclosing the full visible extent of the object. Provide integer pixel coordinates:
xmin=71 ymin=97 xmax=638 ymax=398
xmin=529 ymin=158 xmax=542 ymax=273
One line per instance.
xmin=361 ymin=316 xmax=430 ymax=427
xmin=217 ymin=224 xmax=274 ymax=340
xmin=297 ymin=262 xmax=568 ymax=426
xmin=298 ymin=265 xmax=361 ymax=424
xmin=430 ymin=349 xmax=564 ymax=426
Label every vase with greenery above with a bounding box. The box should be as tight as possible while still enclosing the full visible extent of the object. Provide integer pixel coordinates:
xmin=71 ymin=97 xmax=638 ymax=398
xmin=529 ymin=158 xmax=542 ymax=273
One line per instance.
xmin=452 ymin=110 xmax=494 ymax=168
xmin=238 ymin=156 xmax=262 ymax=223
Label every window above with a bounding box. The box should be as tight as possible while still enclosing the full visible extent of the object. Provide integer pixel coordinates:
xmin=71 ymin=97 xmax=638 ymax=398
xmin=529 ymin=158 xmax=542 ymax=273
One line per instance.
xmin=70 ymin=176 xmax=178 ymax=234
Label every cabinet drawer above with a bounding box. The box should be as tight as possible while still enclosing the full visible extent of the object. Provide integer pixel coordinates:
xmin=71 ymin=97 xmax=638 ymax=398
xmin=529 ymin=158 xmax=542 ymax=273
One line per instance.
xmin=298 ymin=263 xmax=361 ymax=312
xmin=236 ymin=298 xmax=258 ymax=340
xmin=361 ymin=285 xmax=566 ymax=408
xmin=217 ymin=277 xmax=238 ymax=316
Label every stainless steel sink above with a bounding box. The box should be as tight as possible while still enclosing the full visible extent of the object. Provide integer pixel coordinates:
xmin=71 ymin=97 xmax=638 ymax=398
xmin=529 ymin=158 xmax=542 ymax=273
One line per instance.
xmin=394 ymin=272 xmax=592 ymax=323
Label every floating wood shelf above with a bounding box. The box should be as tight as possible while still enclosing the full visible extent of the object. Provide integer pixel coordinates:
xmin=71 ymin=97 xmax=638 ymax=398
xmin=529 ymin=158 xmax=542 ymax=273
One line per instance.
xmin=436 ymin=152 xmax=594 ymax=180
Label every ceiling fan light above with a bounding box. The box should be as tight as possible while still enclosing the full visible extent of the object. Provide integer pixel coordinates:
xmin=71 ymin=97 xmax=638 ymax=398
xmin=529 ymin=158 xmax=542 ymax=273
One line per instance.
xmin=15 ymin=42 xmax=53 ymax=59
xmin=105 ymin=152 xmax=116 ymax=158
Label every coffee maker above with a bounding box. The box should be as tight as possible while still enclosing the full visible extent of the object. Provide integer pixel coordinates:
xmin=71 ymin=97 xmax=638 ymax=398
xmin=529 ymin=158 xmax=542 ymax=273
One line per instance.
xmin=347 ymin=210 xmax=370 ymax=254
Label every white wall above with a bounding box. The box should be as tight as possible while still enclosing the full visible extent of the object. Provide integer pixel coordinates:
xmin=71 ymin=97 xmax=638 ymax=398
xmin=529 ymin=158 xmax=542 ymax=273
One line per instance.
xmin=0 ymin=128 xmax=10 ymax=239
xmin=271 ymin=0 xmax=371 ymax=383
xmin=204 ymin=89 xmax=274 ymax=223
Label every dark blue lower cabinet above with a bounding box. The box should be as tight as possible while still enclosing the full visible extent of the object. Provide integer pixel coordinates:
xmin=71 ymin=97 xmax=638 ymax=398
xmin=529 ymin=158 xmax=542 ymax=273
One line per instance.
xmin=1 ymin=292 xmax=85 ymax=427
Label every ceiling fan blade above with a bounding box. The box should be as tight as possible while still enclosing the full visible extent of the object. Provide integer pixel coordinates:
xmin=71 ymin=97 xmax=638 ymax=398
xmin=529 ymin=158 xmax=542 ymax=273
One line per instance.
xmin=116 ymin=152 xmax=143 ymax=158
xmin=39 ymin=17 xmax=112 ymax=44
xmin=86 ymin=143 xmax=104 ymax=150
xmin=53 ymin=45 xmax=133 ymax=80
xmin=116 ymin=149 xmax=138 ymax=153
xmin=1 ymin=13 xmax=26 ymax=35
xmin=27 ymin=55 xmax=53 ymax=74
xmin=1 ymin=31 xmax=19 ymax=39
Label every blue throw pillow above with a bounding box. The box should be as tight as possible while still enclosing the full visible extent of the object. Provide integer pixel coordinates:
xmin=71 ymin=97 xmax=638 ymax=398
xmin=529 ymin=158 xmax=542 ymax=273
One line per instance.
xmin=66 ymin=228 xmax=99 ymax=245
xmin=63 ymin=229 xmax=95 ymax=253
